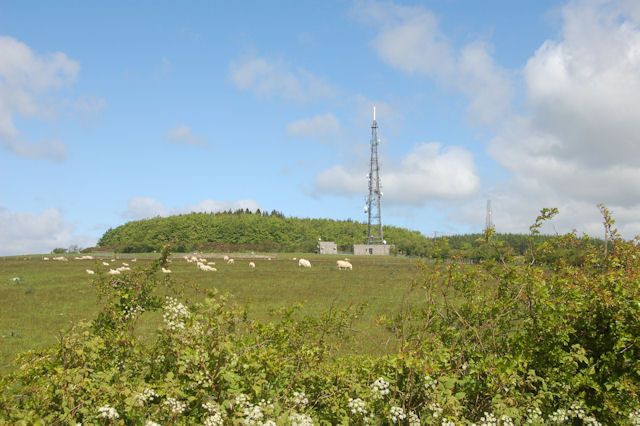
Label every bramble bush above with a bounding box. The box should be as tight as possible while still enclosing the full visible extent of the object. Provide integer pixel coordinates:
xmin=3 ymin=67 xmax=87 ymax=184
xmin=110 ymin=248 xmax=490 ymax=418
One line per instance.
xmin=1 ymin=208 xmax=639 ymax=425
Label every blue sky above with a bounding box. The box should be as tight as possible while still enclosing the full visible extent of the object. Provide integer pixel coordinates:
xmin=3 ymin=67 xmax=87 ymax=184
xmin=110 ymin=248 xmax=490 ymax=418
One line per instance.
xmin=2 ymin=0 xmax=640 ymax=255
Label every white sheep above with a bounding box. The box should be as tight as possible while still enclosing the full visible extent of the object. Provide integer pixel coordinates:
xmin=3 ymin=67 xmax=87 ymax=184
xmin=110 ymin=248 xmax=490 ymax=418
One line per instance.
xmin=131 ymin=258 xmax=137 ymax=262
xmin=292 ymin=257 xmax=297 ymax=261
xmin=298 ymin=258 xmax=311 ymax=268
xmin=249 ymin=261 xmax=256 ymax=268
xmin=207 ymin=261 xmax=216 ymax=266
xmin=198 ymin=257 xmax=207 ymax=263
xmin=116 ymin=266 xmax=131 ymax=272
xmin=102 ymin=261 xmax=110 ymax=266
xmin=53 ymin=256 xmax=68 ymax=261
xmin=337 ymin=260 xmax=353 ymax=270
xmin=86 ymin=269 xmax=95 ymax=275
xmin=227 ymin=258 xmax=234 ymax=265
xmin=197 ymin=262 xmax=217 ymax=272
xmin=223 ymin=255 xmax=229 ymax=262
xmin=161 ymin=267 xmax=172 ymax=274
xmin=121 ymin=262 xmax=129 ymax=267
xmin=107 ymin=269 xmax=121 ymax=275
xmin=43 ymin=257 xmax=49 ymax=260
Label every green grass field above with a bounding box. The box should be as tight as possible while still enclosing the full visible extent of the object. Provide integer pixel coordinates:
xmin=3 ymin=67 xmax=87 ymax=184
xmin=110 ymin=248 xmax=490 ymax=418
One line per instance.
xmin=0 ymin=252 xmax=423 ymax=374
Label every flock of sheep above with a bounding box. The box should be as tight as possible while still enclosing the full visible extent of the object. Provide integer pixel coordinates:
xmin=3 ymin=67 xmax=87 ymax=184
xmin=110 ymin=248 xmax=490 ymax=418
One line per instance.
xmin=37 ymin=253 xmax=354 ymax=275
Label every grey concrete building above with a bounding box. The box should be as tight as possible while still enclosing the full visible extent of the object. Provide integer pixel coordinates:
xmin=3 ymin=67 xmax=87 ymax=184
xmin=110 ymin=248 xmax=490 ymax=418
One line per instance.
xmin=353 ymin=244 xmax=393 ymax=256
xmin=317 ymin=241 xmax=338 ymax=254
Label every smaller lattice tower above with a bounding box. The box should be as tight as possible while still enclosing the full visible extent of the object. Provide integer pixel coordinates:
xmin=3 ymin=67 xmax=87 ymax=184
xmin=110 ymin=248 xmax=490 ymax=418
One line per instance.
xmin=365 ymin=107 xmax=384 ymax=244
xmin=485 ymin=199 xmax=494 ymax=231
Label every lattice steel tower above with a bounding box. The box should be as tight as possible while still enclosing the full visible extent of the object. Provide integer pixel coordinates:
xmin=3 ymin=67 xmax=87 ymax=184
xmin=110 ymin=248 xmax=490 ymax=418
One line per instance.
xmin=365 ymin=107 xmax=384 ymax=244
xmin=485 ymin=199 xmax=494 ymax=230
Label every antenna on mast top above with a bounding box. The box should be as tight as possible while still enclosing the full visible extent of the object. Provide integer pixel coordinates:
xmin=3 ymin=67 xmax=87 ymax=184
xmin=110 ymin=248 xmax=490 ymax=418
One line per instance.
xmin=373 ymin=105 xmax=376 ymax=121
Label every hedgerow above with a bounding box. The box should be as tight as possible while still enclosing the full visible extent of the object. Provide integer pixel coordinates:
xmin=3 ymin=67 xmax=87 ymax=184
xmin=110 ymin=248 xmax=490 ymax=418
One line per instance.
xmin=1 ymin=208 xmax=639 ymax=425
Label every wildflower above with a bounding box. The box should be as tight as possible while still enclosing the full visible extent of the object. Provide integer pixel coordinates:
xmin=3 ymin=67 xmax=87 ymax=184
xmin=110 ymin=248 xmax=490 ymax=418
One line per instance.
xmin=97 ymin=405 xmax=119 ymax=419
xmin=135 ymin=388 xmax=158 ymax=406
xmin=428 ymin=402 xmax=443 ymax=419
xmin=263 ymin=421 xmax=277 ymax=426
xmin=163 ymin=297 xmax=190 ymax=331
xmin=164 ymin=397 xmax=187 ymax=415
xmin=292 ymin=391 xmax=309 ymax=407
xmin=204 ymin=413 xmax=224 ymax=426
xmin=479 ymin=412 xmax=497 ymax=426
xmin=500 ymin=415 xmax=514 ymax=426
xmin=370 ymin=377 xmax=390 ymax=399
xmin=408 ymin=411 xmax=420 ymax=426
xmin=629 ymin=409 xmax=640 ymax=426
xmin=145 ymin=421 xmax=161 ymax=426
xmin=290 ymin=412 xmax=314 ymax=426
xmin=424 ymin=374 xmax=438 ymax=391
xmin=524 ymin=407 xmax=544 ymax=424
xmin=389 ymin=406 xmax=407 ymax=423
xmin=548 ymin=408 xmax=568 ymax=423
xmin=348 ymin=398 xmax=367 ymax=416
xmin=241 ymin=403 xmax=264 ymax=425
xmin=441 ymin=419 xmax=456 ymax=426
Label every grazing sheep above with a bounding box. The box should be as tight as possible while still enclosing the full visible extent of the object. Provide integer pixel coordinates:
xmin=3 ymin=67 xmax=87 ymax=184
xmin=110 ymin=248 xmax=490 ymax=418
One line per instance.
xmin=131 ymin=258 xmax=137 ymax=262
xmin=86 ymin=269 xmax=95 ymax=275
xmin=107 ymin=269 xmax=121 ymax=275
xmin=223 ymin=255 xmax=229 ymax=262
xmin=121 ymin=262 xmax=129 ymax=267
xmin=227 ymin=258 xmax=234 ymax=265
xmin=102 ymin=261 xmax=110 ymax=266
xmin=249 ymin=261 xmax=256 ymax=268
xmin=337 ymin=260 xmax=353 ymax=270
xmin=292 ymin=257 xmax=297 ymax=261
xmin=116 ymin=266 xmax=131 ymax=272
xmin=197 ymin=262 xmax=217 ymax=272
xmin=207 ymin=261 xmax=216 ymax=266
xmin=198 ymin=257 xmax=207 ymax=263
xmin=43 ymin=257 xmax=49 ymax=260
xmin=53 ymin=256 xmax=68 ymax=262
xmin=298 ymin=258 xmax=311 ymax=268
xmin=161 ymin=267 xmax=172 ymax=274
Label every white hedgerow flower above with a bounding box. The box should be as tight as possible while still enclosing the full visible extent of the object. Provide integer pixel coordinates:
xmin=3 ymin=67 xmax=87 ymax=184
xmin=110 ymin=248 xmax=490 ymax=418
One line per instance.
xmin=348 ymin=398 xmax=367 ymax=416
xmin=524 ymin=407 xmax=544 ymax=424
xmin=262 ymin=421 xmax=277 ymax=426
xmin=370 ymin=377 xmax=390 ymax=399
xmin=135 ymin=388 xmax=158 ymax=406
xmin=163 ymin=297 xmax=190 ymax=331
xmin=548 ymin=408 xmax=568 ymax=423
xmin=292 ymin=391 xmax=309 ymax=407
xmin=389 ymin=406 xmax=407 ymax=423
xmin=204 ymin=413 xmax=224 ymax=426
xmin=97 ymin=405 xmax=119 ymax=419
xmin=424 ymin=374 xmax=438 ymax=391
xmin=428 ymin=402 xmax=443 ymax=419
xmin=500 ymin=415 xmax=514 ymax=426
xmin=479 ymin=411 xmax=497 ymax=426
xmin=290 ymin=412 xmax=314 ymax=426
xmin=145 ymin=421 xmax=161 ymax=426
xmin=441 ymin=419 xmax=456 ymax=426
xmin=408 ymin=411 xmax=420 ymax=426
xmin=242 ymin=403 xmax=264 ymax=425
xmin=164 ymin=397 xmax=187 ymax=415
xmin=234 ymin=393 xmax=250 ymax=409
xmin=630 ymin=409 xmax=640 ymax=426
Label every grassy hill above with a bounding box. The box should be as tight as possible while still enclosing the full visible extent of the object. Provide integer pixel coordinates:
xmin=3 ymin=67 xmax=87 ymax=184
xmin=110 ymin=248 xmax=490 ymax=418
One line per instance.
xmin=97 ymin=210 xmax=431 ymax=255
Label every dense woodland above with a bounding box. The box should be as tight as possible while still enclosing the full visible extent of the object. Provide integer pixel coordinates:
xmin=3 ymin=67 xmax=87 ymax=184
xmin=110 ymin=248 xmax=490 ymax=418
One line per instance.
xmin=96 ymin=210 xmax=602 ymax=262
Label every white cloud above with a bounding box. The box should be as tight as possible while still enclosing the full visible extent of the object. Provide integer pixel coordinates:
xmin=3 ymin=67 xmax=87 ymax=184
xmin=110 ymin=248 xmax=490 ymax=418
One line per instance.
xmin=476 ymin=0 xmax=640 ymax=237
xmin=286 ymin=113 xmax=341 ymax=139
xmin=0 ymin=206 xmax=93 ymax=255
xmin=123 ymin=197 xmax=167 ymax=220
xmin=123 ymin=197 xmax=261 ymax=221
xmin=356 ymin=1 xmax=512 ymax=125
xmin=167 ymin=125 xmax=206 ymax=146
xmin=0 ymin=36 xmax=79 ymax=161
xmin=184 ymin=199 xmax=261 ymax=213
xmin=229 ymin=55 xmax=336 ymax=102
xmin=315 ymin=142 xmax=479 ymax=205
